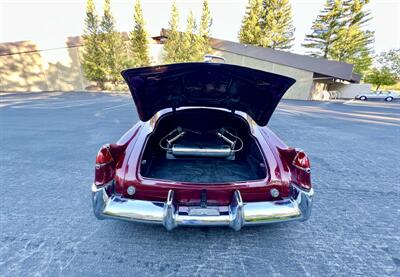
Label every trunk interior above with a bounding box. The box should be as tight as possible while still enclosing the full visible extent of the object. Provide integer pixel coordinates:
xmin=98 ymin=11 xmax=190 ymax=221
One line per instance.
xmin=140 ymin=109 xmax=267 ymax=183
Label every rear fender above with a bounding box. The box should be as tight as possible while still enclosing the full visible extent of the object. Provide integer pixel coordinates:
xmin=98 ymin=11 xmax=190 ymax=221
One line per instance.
xmin=278 ymin=148 xmax=312 ymax=191
xmin=94 ymin=124 xmax=142 ymax=187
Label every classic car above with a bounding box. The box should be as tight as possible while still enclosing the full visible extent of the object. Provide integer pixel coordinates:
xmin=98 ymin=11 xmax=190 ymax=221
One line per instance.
xmin=355 ymin=91 xmax=398 ymax=101
xmin=92 ymin=62 xmax=314 ymax=230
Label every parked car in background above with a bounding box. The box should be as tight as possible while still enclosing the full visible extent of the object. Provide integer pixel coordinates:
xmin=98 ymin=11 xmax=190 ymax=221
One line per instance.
xmin=91 ymin=62 xmax=314 ymax=231
xmin=355 ymin=91 xmax=399 ymax=101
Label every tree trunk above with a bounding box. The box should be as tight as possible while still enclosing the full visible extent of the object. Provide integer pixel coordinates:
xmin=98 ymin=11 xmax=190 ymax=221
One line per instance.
xmin=323 ymin=41 xmax=329 ymax=58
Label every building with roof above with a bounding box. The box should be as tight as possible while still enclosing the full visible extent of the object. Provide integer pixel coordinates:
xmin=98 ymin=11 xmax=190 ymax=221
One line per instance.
xmin=154 ymin=29 xmax=370 ymax=100
xmin=0 ymin=30 xmax=370 ymax=99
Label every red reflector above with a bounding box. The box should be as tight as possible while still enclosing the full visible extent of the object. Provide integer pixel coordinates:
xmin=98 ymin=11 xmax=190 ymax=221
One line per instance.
xmin=292 ymin=150 xmax=311 ymax=173
xmin=96 ymin=145 xmax=114 ymax=164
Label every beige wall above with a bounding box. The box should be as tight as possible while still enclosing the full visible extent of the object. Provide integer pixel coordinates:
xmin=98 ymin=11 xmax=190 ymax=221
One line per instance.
xmin=213 ymin=50 xmax=314 ymax=100
xmin=330 ymin=83 xmax=372 ymax=99
xmin=309 ymin=81 xmax=372 ymax=100
xmin=0 ymin=41 xmax=90 ymax=92
xmin=0 ymin=41 xmax=166 ymax=92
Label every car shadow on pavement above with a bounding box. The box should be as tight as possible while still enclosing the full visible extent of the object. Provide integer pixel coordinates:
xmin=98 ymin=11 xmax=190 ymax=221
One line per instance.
xmin=108 ymin=219 xmax=302 ymax=238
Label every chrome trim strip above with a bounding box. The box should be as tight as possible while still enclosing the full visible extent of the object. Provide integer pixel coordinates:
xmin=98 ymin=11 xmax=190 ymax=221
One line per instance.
xmin=92 ymin=183 xmax=314 ymax=230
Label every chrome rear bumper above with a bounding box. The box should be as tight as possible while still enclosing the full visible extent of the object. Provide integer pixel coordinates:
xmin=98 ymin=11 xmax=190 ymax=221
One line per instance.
xmin=92 ymin=182 xmax=314 ymax=231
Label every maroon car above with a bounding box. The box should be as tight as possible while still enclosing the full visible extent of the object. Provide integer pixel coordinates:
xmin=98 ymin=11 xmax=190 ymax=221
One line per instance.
xmin=92 ymin=62 xmax=314 ymax=230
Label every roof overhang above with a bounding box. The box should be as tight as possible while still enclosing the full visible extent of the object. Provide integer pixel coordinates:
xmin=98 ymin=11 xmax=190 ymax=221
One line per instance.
xmin=156 ymin=28 xmax=357 ymax=83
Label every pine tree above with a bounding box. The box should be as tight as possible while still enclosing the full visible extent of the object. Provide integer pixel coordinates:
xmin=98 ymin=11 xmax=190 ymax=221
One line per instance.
xmin=347 ymin=43 xmax=373 ymax=74
xmin=82 ymin=0 xmax=105 ymax=88
xmin=303 ymin=0 xmax=373 ymax=75
xmin=238 ymin=0 xmax=263 ymax=46
xmin=129 ymin=0 xmax=151 ymax=67
xmin=330 ymin=0 xmax=374 ymax=74
xmin=239 ymin=0 xmax=295 ymax=50
xmin=260 ymin=0 xmax=295 ymax=49
xmin=162 ymin=2 xmax=181 ymax=63
xmin=99 ymin=0 xmax=127 ymax=85
xmin=302 ymin=0 xmax=344 ymax=58
xmin=180 ymin=11 xmax=198 ymax=62
xmin=163 ymin=1 xmax=212 ymax=63
xmin=198 ymin=0 xmax=213 ymax=57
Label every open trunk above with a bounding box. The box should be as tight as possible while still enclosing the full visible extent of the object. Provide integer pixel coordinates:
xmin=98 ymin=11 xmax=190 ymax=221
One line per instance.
xmin=140 ymin=109 xmax=267 ymax=183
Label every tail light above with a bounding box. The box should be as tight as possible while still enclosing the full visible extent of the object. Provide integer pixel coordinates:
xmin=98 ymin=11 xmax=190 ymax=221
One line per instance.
xmin=292 ymin=150 xmax=311 ymax=173
xmin=96 ymin=144 xmax=114 ymax=165
xmin=94 ymin=144 xmax=119 ymax=187
xmin=93 ymin=125 xmax=141 ymax=188
xmin=291 ymin=149 xmax=312 ymax=191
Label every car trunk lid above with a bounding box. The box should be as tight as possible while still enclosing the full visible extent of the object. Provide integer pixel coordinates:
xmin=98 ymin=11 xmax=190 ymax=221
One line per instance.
xmin=121 ymin=62 xmax=295 ymax=126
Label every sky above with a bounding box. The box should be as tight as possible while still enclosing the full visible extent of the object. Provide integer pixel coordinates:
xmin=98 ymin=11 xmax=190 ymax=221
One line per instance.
xmin=0 ymin=0 xmax=399 ymax=55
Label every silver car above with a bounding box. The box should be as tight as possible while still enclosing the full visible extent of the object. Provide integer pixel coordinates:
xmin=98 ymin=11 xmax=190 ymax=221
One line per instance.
xmin=355 ymin=91 xmax=399 ymax=102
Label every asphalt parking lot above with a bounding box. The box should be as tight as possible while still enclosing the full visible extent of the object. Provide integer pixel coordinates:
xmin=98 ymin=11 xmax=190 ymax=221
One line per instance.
xmin=1 ymin=92 xmax=399 ymax=276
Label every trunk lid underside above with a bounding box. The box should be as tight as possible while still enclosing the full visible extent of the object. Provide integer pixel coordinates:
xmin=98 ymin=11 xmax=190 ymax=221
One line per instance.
xmin=122 ymin=62 xmax=295 ymax=126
